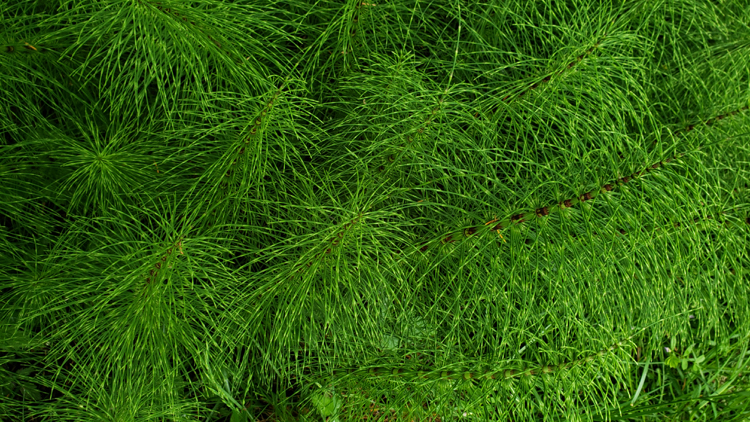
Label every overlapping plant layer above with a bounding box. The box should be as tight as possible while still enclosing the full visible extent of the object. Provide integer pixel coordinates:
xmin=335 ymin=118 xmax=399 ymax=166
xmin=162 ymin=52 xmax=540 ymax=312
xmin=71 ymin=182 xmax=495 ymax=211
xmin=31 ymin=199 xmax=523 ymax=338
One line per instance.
xmin=1 ymin=0 xmax=749 ymax=421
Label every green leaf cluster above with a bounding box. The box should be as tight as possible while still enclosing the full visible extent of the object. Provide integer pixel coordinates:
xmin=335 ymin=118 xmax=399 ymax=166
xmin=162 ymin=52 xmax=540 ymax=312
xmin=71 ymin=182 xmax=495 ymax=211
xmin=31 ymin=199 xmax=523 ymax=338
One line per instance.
xmin=1 ymin=0 xmax=749 ymax=420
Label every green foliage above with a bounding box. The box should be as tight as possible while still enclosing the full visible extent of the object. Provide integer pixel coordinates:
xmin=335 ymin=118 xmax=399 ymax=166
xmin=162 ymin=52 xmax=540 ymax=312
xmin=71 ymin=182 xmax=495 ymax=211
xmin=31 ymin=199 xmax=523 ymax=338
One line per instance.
xmin=1 ymin=0 xmax=750 ymax=420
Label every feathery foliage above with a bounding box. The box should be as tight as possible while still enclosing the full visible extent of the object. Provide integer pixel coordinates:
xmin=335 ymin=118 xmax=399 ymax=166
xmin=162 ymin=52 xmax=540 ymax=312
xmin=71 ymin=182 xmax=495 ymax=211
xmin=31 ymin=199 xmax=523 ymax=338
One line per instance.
xmin=1 ymin=0 xmax=750 ymax=421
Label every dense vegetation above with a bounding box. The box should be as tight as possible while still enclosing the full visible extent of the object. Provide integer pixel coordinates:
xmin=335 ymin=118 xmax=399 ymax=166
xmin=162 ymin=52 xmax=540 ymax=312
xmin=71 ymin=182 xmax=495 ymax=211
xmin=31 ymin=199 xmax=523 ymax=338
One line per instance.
xmin=1 ymin=0 xmax=750 ymax=420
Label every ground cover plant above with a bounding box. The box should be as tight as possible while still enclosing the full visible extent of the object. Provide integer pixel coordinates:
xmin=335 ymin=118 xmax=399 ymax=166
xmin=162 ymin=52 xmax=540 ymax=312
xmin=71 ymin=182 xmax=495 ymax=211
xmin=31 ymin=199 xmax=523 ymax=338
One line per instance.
xmin=1 ymin=0 xmax=750 ymax=420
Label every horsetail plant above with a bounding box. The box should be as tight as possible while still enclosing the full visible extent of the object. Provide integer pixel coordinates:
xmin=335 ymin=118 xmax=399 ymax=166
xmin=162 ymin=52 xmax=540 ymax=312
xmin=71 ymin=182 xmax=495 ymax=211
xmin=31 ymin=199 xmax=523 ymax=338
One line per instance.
xmin=1 ymin=0 xmax=749 ymax=421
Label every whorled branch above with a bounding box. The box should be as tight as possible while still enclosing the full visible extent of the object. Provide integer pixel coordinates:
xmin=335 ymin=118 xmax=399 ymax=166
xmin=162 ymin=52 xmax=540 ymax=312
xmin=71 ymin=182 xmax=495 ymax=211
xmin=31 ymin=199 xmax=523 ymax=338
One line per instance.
xmin=325 ymin=335 xmax=633 ymax=382
xmin=413 ymin=104 xmax=750 ymax=254
xmin=378 ymin=33 xmax=609 ymax=174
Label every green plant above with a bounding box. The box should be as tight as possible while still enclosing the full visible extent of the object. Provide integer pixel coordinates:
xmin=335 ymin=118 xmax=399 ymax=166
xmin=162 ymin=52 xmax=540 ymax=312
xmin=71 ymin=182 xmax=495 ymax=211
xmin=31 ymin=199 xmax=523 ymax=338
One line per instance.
xmin=1 ymin=0 xmax=749 ymax=420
